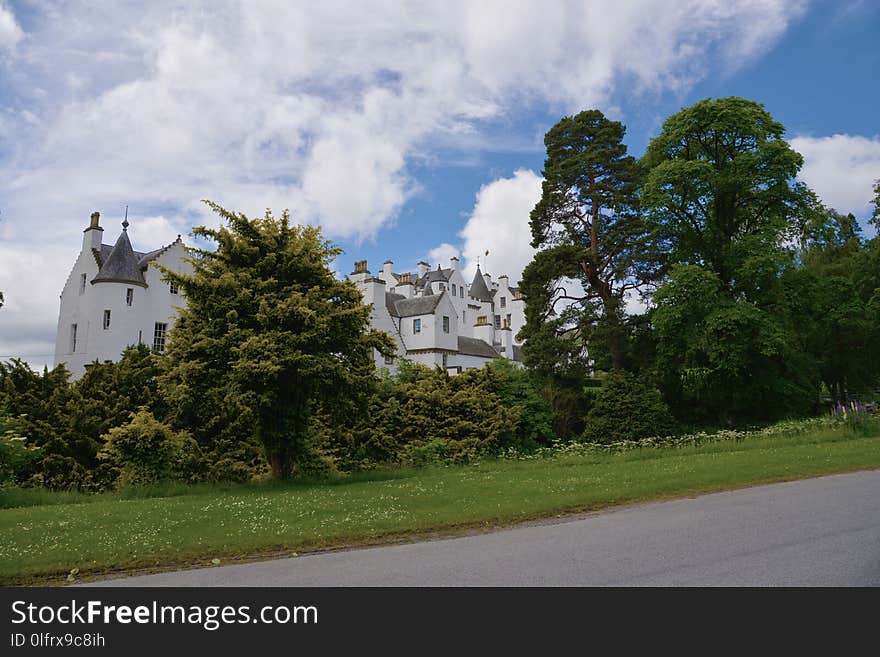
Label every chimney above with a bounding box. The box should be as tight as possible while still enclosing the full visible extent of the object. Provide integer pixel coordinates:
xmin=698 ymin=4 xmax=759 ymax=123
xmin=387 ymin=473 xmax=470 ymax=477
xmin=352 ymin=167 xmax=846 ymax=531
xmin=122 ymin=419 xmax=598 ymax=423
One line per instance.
xmin=417 ymin=261 xmax=429 ymax=278
xmin=450 ymin=256 xmax=459 ymax=270
xmin=498 ymin=273 xmax=508 ymax=288
xmin=500 ymin=318 xmax=513 ymax=359
xmin=350 ymin=259 xmax=370 ymax=284
xmin=483 ymin=272 xmax=492 ymax=289
xmin=396 ymin=272 xmax=413 ymax=298
xmin=83 ymin=210 xmax=104 ymax=250
xmin=383 ymin=260 xmax=394 ymax=283
xmin=473 ymin=314 xmax=494 ymax=347
xmin=361 ymin=276 xmax=386 ymax=307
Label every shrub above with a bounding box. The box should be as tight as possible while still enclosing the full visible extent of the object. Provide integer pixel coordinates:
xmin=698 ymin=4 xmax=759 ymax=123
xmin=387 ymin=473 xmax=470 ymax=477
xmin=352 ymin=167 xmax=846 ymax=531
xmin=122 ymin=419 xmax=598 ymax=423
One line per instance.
xmin=582 ymin=372 xmax=679 ymax=443
xmin=99 ymin=409 xmax=203 ymax=487
xmin=0 ymin=411 xmax=39 ymax=485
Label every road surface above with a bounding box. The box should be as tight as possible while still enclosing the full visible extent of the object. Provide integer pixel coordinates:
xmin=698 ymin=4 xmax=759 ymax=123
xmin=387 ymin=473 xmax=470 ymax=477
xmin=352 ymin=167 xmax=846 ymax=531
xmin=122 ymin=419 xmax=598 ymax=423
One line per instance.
xmin=86 ymin=470 xmax=880 ymax=586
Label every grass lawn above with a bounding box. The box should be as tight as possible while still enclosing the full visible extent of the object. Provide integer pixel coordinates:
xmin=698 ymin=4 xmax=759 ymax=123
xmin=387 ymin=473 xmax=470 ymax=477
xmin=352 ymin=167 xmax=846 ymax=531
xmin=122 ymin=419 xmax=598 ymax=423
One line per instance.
xmin=1 ymin=421 xmax=878 ymax=585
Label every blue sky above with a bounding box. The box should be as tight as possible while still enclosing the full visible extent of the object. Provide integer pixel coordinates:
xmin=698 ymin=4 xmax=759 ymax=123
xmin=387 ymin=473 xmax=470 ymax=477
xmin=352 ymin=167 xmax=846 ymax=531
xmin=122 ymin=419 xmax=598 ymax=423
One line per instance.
xmin=1 ymin=0 xmax=879 ymax=367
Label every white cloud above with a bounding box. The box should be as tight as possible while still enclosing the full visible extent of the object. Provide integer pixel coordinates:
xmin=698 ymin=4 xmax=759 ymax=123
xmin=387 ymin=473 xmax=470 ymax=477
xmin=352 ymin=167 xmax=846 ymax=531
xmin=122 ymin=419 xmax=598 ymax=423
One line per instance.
xmin=459 ymin=169 xmax=543 ymax=285
xmin=426 ymin=243 xmax=461 ymax=270
xmin=0 ymin=3 xmax=22 ymax=50
xmin=791 ymin=134 xmax=880 ymax=217
xmin=0 ymin=1 xmax=807 ymax=360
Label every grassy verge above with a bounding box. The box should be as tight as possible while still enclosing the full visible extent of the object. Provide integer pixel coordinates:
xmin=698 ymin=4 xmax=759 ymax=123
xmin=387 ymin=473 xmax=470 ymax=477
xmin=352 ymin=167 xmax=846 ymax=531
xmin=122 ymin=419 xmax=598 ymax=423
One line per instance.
xmin=1 ymin=420 xmax=878 ymax=585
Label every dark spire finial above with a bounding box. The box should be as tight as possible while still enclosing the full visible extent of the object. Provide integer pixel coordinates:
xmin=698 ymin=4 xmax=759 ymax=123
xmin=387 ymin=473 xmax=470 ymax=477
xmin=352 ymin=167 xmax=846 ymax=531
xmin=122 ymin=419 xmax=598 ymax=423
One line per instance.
xmin=122 ymin=205 xmax=129 ymax=230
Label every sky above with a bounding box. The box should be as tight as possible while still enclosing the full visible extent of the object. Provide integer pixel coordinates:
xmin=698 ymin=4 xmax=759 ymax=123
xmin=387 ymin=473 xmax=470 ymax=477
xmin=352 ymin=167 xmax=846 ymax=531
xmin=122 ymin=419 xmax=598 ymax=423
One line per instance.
xmin=1 ymin=0 xmax=879 ymax=369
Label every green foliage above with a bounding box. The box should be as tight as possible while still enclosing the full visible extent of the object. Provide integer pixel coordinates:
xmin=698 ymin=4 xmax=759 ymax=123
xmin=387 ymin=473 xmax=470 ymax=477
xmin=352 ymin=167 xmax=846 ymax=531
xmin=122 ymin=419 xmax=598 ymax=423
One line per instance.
xmin=99 ymin=409 xmax=203 ymax=487
xmin=581 ymin=372 xmax=678 ymax=443
xmin=522 ymin=109 xmax=656 ymax=372
xmin=0 ymin=408 xmax=39 ymax=485
xmin=641 ymin=96 xmax=812 ymax=294
xmin=323 ymin=361 xmax=553 ymax=470
xmin=652 ymin=265 xmax=817 ymax=423
xmin=486 ymin=359 xmax=555 ymax=450
xmin=159 ymin=201 xmax=394 ymax=480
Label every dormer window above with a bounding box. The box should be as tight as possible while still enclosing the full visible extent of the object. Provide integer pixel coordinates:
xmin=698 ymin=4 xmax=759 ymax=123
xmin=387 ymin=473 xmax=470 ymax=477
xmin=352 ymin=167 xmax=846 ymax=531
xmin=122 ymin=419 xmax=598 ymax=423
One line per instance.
xmin=500 ymin=296 xmax=506 ymax=308
xmin=452 ymin=284 xmax=457 ymax=296
xmin=442 ymin=316 xmax=450 ymax=333
xmin=413 ymin=318 xmax=421 ymax=334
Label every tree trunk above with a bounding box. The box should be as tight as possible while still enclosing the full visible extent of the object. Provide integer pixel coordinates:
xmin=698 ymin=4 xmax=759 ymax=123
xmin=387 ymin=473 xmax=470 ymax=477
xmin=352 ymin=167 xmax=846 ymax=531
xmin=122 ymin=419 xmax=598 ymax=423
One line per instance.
xmin=269 ymin=450 xmax=293 ymax=480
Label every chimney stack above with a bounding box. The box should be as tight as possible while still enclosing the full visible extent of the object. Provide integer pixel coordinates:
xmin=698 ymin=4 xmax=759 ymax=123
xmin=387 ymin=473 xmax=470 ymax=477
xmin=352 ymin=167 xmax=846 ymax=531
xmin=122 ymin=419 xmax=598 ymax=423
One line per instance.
xmin=450 ymin=256 xmax=459 ymax=270
xmin=83 ymin=210 xmax=104 ymax=251
xmin=417 ymin=261 xmax=429 ymax=278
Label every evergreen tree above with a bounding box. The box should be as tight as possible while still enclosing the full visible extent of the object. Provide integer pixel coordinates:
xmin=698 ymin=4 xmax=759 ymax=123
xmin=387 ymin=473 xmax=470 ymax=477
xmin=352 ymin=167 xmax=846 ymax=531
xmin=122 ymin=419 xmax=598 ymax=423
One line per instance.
xmin=159 ymin=201 xmax=393 ymax=479
xmin=522 ymin=110 xmax=656 ymax=372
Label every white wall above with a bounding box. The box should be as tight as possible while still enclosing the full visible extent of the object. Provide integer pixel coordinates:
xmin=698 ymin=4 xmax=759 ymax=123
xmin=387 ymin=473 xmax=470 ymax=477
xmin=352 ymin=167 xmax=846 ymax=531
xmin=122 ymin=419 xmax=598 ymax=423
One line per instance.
xmin=54 ymin=240 xmax=191 ymax=378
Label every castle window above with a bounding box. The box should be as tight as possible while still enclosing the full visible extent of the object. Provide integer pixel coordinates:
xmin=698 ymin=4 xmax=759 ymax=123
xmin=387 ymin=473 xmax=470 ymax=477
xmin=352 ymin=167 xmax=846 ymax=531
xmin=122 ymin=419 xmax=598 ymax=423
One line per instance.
xmin=452 ymin=284 xmax=457 ymax=296
xmin=500 ymin=296 xmax=506 ymax=308
xmin=70 ymin=324 xmax=78 ymax=353
xmin=79 ymin=273 xmax=87 ymax=294
xmin=506 ymin=313 xmax=511 ymax=326
xmin=153 ymin=322 xmax=168 ymax=353
xmin=442 ymin=316 xmax=450 ymax=333
xmin=384 ymin=354 xmax=394 ymax=365
xmin=413 ymin=318 xmax=421 ymax=334
xmin=103 ymin=309 xmax=111 ymax=330
xmin=462 ymin=310 xmax=466 ymax=323
xmin=442 ymin=353 xmax=448 ymax=368
xmin=126 ymin=288 xmax=133 ymax=306
xmin=494 ymin=315 xmax=501 ymax=329
xmin=169 ymin=281 xmax=179 ymax=294
xmin=460 ymin=287 xmax=464 ymax=298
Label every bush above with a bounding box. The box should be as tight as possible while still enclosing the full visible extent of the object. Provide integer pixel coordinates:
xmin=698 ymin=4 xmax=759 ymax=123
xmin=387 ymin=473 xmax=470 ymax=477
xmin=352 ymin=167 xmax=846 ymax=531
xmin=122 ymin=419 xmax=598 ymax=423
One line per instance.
xmin=99 ymin=409 xmax=204 ymax=487
xmin=581 ymin=372 xmax=679 ymax=443
xmin=0 ymin=411 xmax=39 ymax=485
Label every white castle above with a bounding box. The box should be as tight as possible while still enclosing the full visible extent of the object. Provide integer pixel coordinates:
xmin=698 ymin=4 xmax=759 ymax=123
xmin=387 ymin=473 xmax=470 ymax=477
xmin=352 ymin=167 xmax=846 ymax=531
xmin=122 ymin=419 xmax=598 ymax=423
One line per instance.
xmin=55 ymin=212 xmax=525 ymax=377
xmin=349 ymin=258 xmax=525 ymax=373
xmin=54 ymin=212 xmax=191 ymax=378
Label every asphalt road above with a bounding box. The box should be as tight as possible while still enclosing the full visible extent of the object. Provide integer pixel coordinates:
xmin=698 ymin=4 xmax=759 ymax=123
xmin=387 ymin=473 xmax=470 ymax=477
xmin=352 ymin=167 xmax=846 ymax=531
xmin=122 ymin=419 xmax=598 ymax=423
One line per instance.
xmin=87 ymin=470 xmax=880 ymax=586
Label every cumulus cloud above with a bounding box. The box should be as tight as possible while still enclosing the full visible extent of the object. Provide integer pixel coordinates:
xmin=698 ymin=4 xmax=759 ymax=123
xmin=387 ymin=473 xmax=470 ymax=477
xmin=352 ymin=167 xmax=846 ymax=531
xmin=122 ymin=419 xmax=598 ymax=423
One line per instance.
xmin=0 ymin=0 xmax=807 ymax=361
xmin=458 ymin=169 xmax=543 ymax=285
xmin=0 ymin=3 xmax=22 ymax=50
xmin=790 ymin=134 xmax=880 ymax=218
xmin=426 ymin=243 xmax=461 ymax=270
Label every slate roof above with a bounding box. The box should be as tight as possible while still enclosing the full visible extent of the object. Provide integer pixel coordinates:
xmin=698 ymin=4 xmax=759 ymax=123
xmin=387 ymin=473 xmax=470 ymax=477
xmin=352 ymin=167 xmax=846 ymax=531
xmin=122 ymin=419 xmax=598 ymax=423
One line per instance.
xmin=91 ymin=226 xmax=147 ymax=287
xmin=457 ymin=336 xmax=502 ymax=359
xmin=90 ymin=224 xmax=182 ymax=288
xmin=385 ymin=292 xmax=443 ymax=318
xmin=468 ymin=265 xmax=493 ymax=302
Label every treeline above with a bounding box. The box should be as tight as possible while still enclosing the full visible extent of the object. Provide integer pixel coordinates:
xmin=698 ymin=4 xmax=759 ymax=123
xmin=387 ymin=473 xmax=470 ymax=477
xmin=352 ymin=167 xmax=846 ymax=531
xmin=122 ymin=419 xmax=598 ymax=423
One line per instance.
xmin=2 ymin=96 xmax=879 ymax=491
xmin=520 ymin=97 xmax=880 ymax=427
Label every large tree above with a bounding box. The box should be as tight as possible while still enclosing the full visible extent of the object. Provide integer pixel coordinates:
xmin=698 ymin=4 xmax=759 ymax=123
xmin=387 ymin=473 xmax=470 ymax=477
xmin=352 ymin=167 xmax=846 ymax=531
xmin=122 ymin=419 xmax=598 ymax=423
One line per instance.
xmin=521 ymin=109 xmax=656 ymax=372
xmin=159 ymin=201 xmax=393 ymax=479
xmin=642 ymin=98 xmax=823 ymax=422
xmin=641 ymin=96 xmax=813 ymax=296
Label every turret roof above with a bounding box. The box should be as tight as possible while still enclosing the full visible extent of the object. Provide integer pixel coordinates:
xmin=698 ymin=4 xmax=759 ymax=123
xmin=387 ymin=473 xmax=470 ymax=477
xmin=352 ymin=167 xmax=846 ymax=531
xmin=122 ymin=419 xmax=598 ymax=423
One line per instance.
xmin=468 ymin=265 xmax=493 ymax=302
xmin=91 ymin=224 xmax=147 ymax=287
